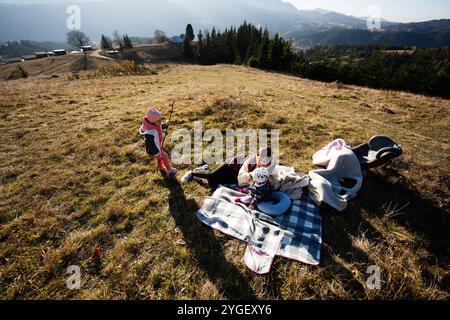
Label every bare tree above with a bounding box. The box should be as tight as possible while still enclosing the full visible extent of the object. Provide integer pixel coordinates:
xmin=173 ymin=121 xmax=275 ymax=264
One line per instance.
xmin=113 ymin=30 xmax=124 ymax=50
xmin=66 ymin=31 xmax=90 ymax=70
xmin=66 ymin=31 xmax=90 ymax=49
xmin=153 ymin=30 xmax=168 ymax=44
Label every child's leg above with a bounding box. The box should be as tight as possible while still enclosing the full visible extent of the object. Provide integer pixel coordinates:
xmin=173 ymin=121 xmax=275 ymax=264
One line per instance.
xmin=158 ymin=150 xmax=172 ymax=171
xmin=155 ymin=157 xmax=163 ymax=170
xmin=235 ymin=195 xmax=253 ymax=204
xmin=155 ymin=155 xmax=164 ymax=170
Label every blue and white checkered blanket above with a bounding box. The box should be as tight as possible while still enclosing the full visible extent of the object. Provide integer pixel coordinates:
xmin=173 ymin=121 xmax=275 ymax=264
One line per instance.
xmin=196 ymin=187 xmax=322 ymax=274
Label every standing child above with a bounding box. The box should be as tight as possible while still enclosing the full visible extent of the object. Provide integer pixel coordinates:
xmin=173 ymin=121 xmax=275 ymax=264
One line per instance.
xmin=139 ymin=107 xmax=177 ymax=176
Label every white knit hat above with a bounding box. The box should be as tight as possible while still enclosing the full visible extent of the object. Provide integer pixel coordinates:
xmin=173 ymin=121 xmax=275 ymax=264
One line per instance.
xmin=252 ymin=167 xmax=270 ymax=184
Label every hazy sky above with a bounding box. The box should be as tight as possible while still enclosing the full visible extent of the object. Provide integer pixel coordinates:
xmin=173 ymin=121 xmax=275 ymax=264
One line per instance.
xmin=283 ymin=0 xmax=450 ymax=22
xmin=0 ymin=0 xmax=449 ymax=23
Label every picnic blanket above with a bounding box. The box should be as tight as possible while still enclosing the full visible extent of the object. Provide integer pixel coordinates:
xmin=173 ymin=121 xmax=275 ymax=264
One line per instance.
xmin=196 ymin=187 xmax=322 ymax=274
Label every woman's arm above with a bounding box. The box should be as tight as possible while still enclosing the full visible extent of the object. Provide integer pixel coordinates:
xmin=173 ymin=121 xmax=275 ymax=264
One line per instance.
xmin=237 ymin=157 xmax=254 ymax=186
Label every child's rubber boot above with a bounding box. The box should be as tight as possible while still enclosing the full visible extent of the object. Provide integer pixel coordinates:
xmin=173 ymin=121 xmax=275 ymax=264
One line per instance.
xmin=181 ymin=171 xmax=193 ymax=184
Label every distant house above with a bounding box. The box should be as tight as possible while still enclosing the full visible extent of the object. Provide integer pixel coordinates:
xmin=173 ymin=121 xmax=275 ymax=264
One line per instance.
xmin=169 ymin=35 xmax=184 ymax=44
xmin=53 ymin=49 xmax=67 ymax=56
xmin=34 ymin=52 xmax=48 ymax=58
xmin=5 ymin=57 xmax=25 ymax=64
xmin=81 ymin=45 xmax=93 ymax=52
xmin=21 ymin=54 xmax=37 ymax=61
xmin=47 ymin=51 xmax=56 ymax=56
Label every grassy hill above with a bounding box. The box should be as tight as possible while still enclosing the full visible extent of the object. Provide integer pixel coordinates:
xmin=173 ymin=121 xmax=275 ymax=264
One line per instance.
xmin=0 ymin=44 xmax=182 ymax=81
xmin=0 ymin=53 xmax=121 ymax=80
xmin=0 ymin=64 xmax=449 ymax=299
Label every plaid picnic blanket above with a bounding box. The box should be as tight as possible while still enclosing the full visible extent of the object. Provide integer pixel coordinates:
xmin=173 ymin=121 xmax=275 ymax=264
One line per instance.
xmin=196 ymin=187 xmax=322 ymax=274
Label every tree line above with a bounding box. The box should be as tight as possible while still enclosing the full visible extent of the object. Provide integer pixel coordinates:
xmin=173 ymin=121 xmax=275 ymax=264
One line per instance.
xmin=297 ymin=45 xmax=450 ymax=98
xmin=100 ymin=30 xmax=170 ymax=50
xmin=100 ymin=31 xmax=133 ymax=50
xmin=182 ymin=21 xmax=296 ymax=71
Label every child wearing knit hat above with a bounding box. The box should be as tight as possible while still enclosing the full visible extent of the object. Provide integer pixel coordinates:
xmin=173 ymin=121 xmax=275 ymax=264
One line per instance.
xmin=235 ymin=167 xmax=272 ymax=210
xmin=139 ymin=107 xmax=176 ymax=176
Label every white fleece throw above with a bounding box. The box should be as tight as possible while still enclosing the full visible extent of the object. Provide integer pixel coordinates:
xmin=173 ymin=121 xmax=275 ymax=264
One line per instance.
xmin=196 ymin=187 xmax=322 ymax=274
xmin=308 ymin=147 xmax=363 ymax=212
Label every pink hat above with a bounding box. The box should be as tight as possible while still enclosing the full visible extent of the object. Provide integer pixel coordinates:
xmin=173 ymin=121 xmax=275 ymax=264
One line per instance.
xmin=145 ymin=107 xmax=162 ymax=123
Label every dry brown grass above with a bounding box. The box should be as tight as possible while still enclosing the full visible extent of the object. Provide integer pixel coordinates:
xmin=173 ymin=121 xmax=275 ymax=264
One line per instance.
xmin=0 ymin=63 xmax=449 ymax=299
xmin=0 ymin=54 xmax=121 ymax=80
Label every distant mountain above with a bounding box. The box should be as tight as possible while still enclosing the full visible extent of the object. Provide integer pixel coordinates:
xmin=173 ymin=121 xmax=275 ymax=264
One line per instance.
xmin=292 ymin=19 xmax=450 ymax=48
xmin=0 ymin=0 xmax=448 ymax=50
xmin=0 ymin=0 xmax=302 ymax=41
xmin=0 ymin=40 xmax=70 ymax=58
xmin=0 ymin=0 xmax=395 ymax=41
xmin=385 ymin=19 xmax=450 ymax=33
xmin=0 ymin=0 xmax=193 ymax=42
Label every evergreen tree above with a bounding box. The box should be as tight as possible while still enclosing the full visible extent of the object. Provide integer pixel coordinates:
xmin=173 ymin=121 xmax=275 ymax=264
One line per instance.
xmin=236 ymin=21 xmax=251 ymax=62
xmin=183 ymin=37 xmax=194 ymax=60
xmin=123 ymin=34 xmax=133 ymax=49
xmin=183 ymin=24 xmax=195 ymax=61
xmin=197 ymin=30 xmax=204 ymax=61
xmin=100 ymin=34 xmax=112 ymax=50
xmin=268 ymin=34 xmax=285 ymax=70
xmin=225 ymin=28 xmax=237 ymax=63
xmin=280 ymin=40 xmax=295 ymax=71
xmin=205 ymin=32 xmax=211 ymax=64
xmin=258 ymin=29 xmax=270 ymax=68
xmin=186 ymin=24 xmax=195 ymax=42
xmin=246 ymin=27 xmax=262 ymax=64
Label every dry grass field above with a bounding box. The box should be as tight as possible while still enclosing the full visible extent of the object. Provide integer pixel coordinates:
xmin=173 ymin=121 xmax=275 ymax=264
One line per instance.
xmin=0 ymin=62 xmax=449 ymax=299
xmin=0 ymin=54 xmax=121 ymax=80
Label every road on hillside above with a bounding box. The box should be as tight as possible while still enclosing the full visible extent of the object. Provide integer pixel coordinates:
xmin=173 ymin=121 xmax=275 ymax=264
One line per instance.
xmin=90 ymin=50 xmax=122 ymax=62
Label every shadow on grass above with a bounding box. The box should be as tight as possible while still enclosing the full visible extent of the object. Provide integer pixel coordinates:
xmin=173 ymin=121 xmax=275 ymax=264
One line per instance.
xmin=361 ymin=169 xmax=450 ymax=260
xmin=321 ymin=206 xmax=376 ymax=296
xmin=164 ymin=176 xmax=256 ymax=299
xmin=321 ymin=167 xmax=450 ymax=295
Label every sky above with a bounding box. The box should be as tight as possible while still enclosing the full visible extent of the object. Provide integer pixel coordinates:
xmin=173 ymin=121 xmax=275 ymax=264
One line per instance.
xmin=283 ymin=0 xmax=450 ymax=22
xmin=0 ymin=0 xmax=449 ymax=23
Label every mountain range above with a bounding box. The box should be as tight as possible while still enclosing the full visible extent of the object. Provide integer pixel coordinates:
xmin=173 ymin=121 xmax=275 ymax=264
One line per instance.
xmin=0 ymin=0 xmax=449 ymax=48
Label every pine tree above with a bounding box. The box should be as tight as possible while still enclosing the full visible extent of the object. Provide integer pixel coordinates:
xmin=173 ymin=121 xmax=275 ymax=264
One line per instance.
xmin=236 ymin=21 xmax=251 ymax=62
xmin=258 ymin=29 xmax=270 ymax=68
xmin=225 ymin=28 xmax=237 ymax=63
xmin=100 ymin=34 xmax=112 ymax=50
xmin=123 ymin=34 xmax=133 ymax=49
xmin=245 ymin=27 xmax=262 ymax=64
xmin=197 ymin=30 xmax=204 ymax=62
xmin=183 ymin=37 xmax=194 ymax=60
xmin=268 ymin=34 xmax=285 ymax=70
xmin=186 ymin=24 xmax=195 ymax=42
xmin=280 ymin=40 xmax=295 ymax=71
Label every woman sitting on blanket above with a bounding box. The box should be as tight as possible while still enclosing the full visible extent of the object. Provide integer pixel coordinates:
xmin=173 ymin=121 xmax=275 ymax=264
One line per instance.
xmin=181 ymin=147 xmax=280 ymax=191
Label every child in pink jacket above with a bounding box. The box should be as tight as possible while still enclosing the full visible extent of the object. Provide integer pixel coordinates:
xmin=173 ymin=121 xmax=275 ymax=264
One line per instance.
xmin=139 ymin=107 xmax=176 ymax=176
